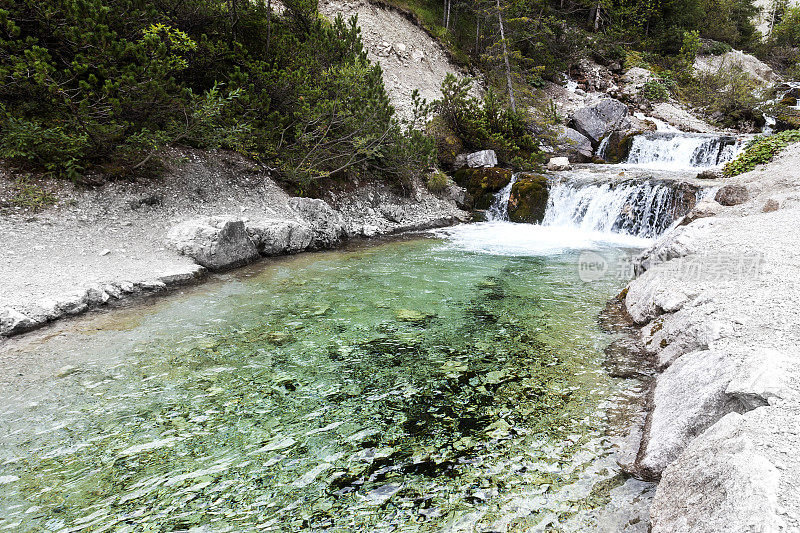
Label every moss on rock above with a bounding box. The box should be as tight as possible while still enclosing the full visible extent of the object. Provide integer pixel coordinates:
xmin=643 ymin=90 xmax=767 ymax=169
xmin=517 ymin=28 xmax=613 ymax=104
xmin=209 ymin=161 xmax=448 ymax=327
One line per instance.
xmin=508 ymin=173 xmax=549 ymax=224
xmin=601 ymin=131 xmax=638 ymax=163
xmin=453 ymin=167 xmax=513 ymax=210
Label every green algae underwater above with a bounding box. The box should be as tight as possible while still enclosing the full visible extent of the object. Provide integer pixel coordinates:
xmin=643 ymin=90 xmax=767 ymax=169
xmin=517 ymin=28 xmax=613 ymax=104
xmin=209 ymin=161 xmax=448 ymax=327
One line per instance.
xmin=0 ymin=234 xmax=652 ymax=532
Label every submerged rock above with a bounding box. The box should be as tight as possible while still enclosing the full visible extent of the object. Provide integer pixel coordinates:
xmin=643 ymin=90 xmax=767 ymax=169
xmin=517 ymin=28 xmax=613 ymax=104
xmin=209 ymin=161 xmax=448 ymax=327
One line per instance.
xmin=508 ymin=174 xmax=549 ymax=224
xmin=167 ymin=216 xmax=260 ymax=271
xmin=452 ymin=168 xmax=513 ymax=210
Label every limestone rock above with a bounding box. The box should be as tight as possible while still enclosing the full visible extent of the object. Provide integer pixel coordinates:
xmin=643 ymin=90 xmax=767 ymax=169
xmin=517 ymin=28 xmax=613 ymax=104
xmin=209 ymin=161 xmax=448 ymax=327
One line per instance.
xmin=620 ymin=67 xmax=654 ymax=99
xmin=650 ymin=409 xmax=796 ymax=532
xmin=696 ymin=168 xmax=723 ymax=180
xmin=157 ymin=265 xmax=207 ymax=285
xmin=762 ymin=198 xmax=780 ymax=212
xmin=507 ymin=174 xmax=549 ymax=224
xmin=546 ymin=157 xmax=572 ymax=171
xmin=288 ymin=197 xmax=346 ymax=249
xmin=247 ymin=219 xmax=314 ymax=256
xmin=725 ymin=348 xmax=796 ymax=408
xmin=442 ymin=183 xmax=471 ymax=209
xmin=464 ymin=150 xmax=498 ymax=168
xmin=571 ymin=98 xmax=629 ymax=145
xmin=633 ymin=347 xmax=745 ymax=479
xmin=0 ymin=307 xmax=37 ymax=336
xmin=679 ymin=198 xmax=724 ymax=225
xmin=167 ymin=216 xmax=260 ymax=271
xmin=551 ymin=125 xmax=594 ymax=163
xmin=650 ymin=103 xmax=715 ymax=133
xmin=715 ymin=184 xmax=749 ymax=206
xmin=694 ymin=50 xmax=779 ymax=86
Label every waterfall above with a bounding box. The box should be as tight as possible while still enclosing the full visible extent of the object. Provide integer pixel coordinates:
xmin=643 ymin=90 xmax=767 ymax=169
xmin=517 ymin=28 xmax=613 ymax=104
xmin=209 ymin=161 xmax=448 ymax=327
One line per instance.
xmin=625 ymin=132 xmax=741 ymax=169
xmin=486 ymin=173 xmax=519 ymax=221
xmin=541 ymin=180 xmax=693 ymax=238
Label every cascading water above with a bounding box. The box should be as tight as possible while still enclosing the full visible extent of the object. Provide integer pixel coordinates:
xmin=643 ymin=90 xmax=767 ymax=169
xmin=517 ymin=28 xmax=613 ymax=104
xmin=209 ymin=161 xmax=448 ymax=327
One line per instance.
xmin=486 ymin=173 xmax=518 ymax=221
xmin=625 ymin=132 xmax=742 ymax=169
xmin=542 ymin=180 xmax=691 ymax=238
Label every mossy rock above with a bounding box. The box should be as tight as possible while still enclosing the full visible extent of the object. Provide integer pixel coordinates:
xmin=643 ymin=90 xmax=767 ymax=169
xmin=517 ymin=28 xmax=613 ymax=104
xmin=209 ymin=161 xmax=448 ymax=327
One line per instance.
xmin=601 ymin=130 xmax=639 ymax=163
xmin=427 ymin=116 xmax=463 ymax=169
xmin=452 ymin=167 xmax=513 ymax=210
xmin=775 ymin=109 xmax=800 ymax=132
xmin=508 ymin=173 xmax=549 ymax=224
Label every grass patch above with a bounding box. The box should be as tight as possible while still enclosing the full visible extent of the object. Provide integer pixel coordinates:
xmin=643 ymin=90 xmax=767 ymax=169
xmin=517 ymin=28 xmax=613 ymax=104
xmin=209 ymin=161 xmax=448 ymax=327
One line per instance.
xmin=723 ymin=130 xmax=800 ymax=176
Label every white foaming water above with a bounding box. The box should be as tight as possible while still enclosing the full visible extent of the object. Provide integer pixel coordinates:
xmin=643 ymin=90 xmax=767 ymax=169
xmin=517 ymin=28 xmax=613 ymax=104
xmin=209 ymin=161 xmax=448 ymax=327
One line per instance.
xmin=486 ymin=174 xmax=519 ymax=221
xmin=436 ymin=221 xmax=650 ymax=256
xmin=625 ymin=132 xmax=742 ymax=169
xmin=543 ymin=181 xmax=681 ymax=238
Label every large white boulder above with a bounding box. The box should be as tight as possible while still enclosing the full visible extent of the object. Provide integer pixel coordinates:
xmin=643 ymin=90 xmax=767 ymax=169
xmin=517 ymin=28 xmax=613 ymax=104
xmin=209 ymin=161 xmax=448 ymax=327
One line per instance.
xmin=460 ymin=150 xmax=498 ymax=168
xmin=634 ymin=346 xmax=745 ymax=479
xmin=246 ymin=219 xmax=314 ymax=256
xmin=571 ymin=98 xmax=629 ymax=145
xmin=167 ymin=216 xmax=259 ymax=271
xmin=651 ymin=408 xmax=799 ymax=532
xmin=288 ymin=197 xmax=346 ymax=249
xmin=547 ymin=157 xmax=572 ymax=171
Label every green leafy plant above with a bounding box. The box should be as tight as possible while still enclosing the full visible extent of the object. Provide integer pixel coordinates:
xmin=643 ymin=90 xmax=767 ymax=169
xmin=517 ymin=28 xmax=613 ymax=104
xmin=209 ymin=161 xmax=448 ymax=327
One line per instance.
xmin=5 ymin=177 xmax=58 ymax=210
xmin=723 ymin=130 xmax=800 ymax=176
xmin=677 ymin=63 xmax=761 ymax=128
xmin=425 ymin=170 xmax=450 ymax=192
xmin=434 ymin=74 xmax=544 ymax=170
xmin=705 ymin=40 xmax=733 ymax=55
xmin=639 ymin=79 xmax=671 ymax=101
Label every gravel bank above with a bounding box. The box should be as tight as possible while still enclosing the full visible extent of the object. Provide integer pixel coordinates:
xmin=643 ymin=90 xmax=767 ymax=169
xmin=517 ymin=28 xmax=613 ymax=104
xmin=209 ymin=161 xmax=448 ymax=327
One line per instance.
xmin=0 ymin=148 xmax=468 ymax=338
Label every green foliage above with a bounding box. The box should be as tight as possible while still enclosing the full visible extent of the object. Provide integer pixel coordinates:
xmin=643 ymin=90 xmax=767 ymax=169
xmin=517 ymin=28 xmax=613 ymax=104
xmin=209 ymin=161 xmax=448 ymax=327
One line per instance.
xmin=702 ymin=40 xmax=733 ymax=55
xmin=677 ymin=63 xmax=762 ymax=128
xmin=770 ymin=6 xmax=800 ymax=48
xmin=639 ymin=79 xmax=671 ymax=102
xmin=434 ymin=74 xmax=543 ymax=169
xmin=697 ymin=0 xmax=758 ymax=48
xmin=3 ymin=177 xmax=58 ymax=210
xmin=425 ymin=169 xmax=450 ymax=192
xmin=0 ymin=0 xmax=429 ymax=187
xmin=679 ymin=30 xmax=701 ymax=67
xmin=723 ymin=130 xmax=800 ymax=176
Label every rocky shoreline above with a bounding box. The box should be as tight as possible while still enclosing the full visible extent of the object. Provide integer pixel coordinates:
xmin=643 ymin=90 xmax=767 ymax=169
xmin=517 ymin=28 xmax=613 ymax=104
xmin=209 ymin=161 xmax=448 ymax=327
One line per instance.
xmin=0 ymin=148 xmax=469 ymax=338
xmin=621 ymin=144 xmax=800 ymax=531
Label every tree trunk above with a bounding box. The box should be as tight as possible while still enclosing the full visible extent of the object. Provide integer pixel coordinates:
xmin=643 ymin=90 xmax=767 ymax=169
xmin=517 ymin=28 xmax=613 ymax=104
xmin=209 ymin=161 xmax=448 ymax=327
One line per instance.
xmin=475 ymin=15 xmax=481 ymax=56
xmin=266 ymin=0 xmax=272 ymax=57
xmin=593 ymin=0 xmax=601 ymax=31
xmin=446 ymin=0 xmax=452 ymax=31
xmin=443 ymin=0 xmax=448 ymax=26
xmin=496 ymin=0 xmax=516 ymax=111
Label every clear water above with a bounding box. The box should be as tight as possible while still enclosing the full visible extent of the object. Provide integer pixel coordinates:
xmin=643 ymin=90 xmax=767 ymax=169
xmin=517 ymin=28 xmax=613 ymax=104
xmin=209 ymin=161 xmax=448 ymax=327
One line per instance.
xmin=0 ymin=230 xmax=651 ymax=532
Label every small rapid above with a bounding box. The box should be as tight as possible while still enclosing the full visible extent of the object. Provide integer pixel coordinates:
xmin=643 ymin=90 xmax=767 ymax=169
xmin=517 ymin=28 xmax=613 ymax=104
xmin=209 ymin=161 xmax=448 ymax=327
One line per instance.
xmin=625 ymin=132 xmax=742 ymax=169
xmin=486 ymin=173 xmax=518 ymax=221
xmin=542 ymin=180 xmax=691 ymax=238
